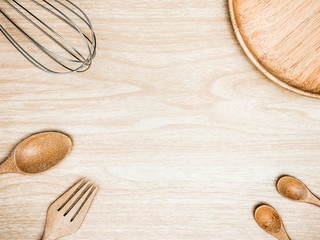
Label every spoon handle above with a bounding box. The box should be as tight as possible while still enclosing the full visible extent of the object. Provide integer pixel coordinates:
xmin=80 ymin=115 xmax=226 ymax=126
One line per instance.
xmin=307 ymin=194 xmax=320 ymax=207
xmin=279 ymin=235 xmax=291 ymax=240
xmin=278 ymin=227 xmax=291 ymax=240
xmin=0 ymin=155 xmax=15 ymax=174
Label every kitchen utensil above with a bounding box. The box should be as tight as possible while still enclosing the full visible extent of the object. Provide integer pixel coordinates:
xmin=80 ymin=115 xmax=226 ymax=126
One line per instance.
xmin=0 ymin=0 xmax=96 ymax=74
xmin=229 ymin=0 xmax=320 ymax=98
xmin=42 ymin=178 xmax=98 ymax=240
xmin=0 ymin=132 xmax=72 ymax=175
xmin=277 ymin=176 xmax=320 ymax=207
xmin=254 ymin=205 xmax=290 ymax=240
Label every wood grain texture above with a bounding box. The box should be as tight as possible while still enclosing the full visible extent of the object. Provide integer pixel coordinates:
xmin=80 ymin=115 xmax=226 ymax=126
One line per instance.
xmin=1 ymin=0 xmax=320 ymax=239
xmin=230 ymin=0 xmax=320 ymax=98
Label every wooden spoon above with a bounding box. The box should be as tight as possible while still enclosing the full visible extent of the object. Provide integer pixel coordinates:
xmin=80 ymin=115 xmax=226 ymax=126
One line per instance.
xmin=0 ymin=132 xmax=72 ymax=175
xmin=254 ymin=205 xmax=290 ymax=240
xmin=277 ymin=176 xmax=320 ymax=207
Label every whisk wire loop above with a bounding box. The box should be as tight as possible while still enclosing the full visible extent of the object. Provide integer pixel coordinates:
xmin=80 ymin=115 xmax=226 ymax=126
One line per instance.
xmin=0 ymin=0 xmax=96 ymax=74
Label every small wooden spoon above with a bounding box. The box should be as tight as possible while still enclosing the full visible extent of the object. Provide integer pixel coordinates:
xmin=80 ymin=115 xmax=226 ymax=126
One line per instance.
xmin=254 ymin=205 xmax=290 ymax=240
xmin=0 ymin=132 xmax=72 ymax=175
xmin=277 ymin=176 xmax=320 ymax=207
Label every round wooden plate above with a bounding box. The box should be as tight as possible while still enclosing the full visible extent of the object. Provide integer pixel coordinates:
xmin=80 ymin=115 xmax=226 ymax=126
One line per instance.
xmin=229 ymin=0 xmax=320 ymax=98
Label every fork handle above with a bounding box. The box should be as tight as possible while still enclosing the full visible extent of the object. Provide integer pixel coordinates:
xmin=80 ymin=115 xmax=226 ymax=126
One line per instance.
xmin=41 ymin=232 xmax=55 ymax=240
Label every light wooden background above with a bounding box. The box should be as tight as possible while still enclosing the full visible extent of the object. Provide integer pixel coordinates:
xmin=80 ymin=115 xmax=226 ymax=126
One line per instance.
xmin=1 ymin=1 xmax=320 ymax=239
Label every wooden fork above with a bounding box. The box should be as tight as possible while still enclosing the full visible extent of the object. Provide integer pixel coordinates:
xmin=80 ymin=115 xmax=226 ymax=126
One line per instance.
xmin=42 ymin=178 xmax=98 ymax=240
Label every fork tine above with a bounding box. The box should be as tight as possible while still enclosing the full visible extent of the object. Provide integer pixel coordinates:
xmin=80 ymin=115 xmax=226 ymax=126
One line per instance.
xmin=66 ymin=184 xmax=95 ymax=221
xmin=71 ymin=186 xmax=98 ymax=224
xmin=58 ymin=180 xmax=91 ymax=213
xmin=52 ymin=178 xmax=86 ymax=210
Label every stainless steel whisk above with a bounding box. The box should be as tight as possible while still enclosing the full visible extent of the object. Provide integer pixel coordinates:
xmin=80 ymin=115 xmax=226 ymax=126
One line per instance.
xmin=0 ymin=0 xmax=96 ymax=74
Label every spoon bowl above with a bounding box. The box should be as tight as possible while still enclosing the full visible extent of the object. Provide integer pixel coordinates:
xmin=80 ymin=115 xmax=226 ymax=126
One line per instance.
xmin=277 ymin=176 xmax=320 ymax=206
xmin=0 ymin=132 xmax=72 ymax=175
xmin=254 ymin=205 xmax=290 ymax=240
xmin=277 ymin=176 xmax=308 ymax=202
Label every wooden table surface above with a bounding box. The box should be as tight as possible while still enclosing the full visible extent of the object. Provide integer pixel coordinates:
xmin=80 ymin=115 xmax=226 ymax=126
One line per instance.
xmin=1 ymin=1 xmax=320 ymax=239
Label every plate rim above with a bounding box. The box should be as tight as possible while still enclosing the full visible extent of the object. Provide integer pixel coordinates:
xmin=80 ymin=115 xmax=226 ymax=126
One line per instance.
xmin=228 ymin=0 xmax=320 ymax=99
